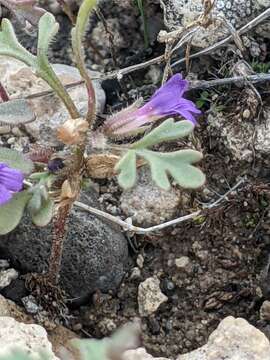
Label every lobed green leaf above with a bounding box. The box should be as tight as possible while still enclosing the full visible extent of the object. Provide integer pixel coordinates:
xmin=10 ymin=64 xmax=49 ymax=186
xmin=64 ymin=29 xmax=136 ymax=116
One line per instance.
xmin=137 ymin=149 xmax=205 ymax=190
xmin=0 ymin=18 xmax=36 ymax=66
xmin=37 ymin=13 xmax=59 ymax=61
xmin=132 ymin=119 xmax=194 ymax=149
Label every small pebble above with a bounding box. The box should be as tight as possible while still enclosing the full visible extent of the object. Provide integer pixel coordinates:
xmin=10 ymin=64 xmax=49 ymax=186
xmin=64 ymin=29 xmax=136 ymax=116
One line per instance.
xmin=242 ymin=109 xmax=251 ymax=119
xmin=138 ymin=276 xmax=168 ymax=317
xmin=0 ymin=259 xmax=9 ymax=269
xmin=72 ymin=323 xmax=83 ymax=331
xmin=130 ymin=267 xmax=141 ymax=280
xmin=0 ymin=269 xmax=18 ymax=290
xmin=21 ymin=295 xmax=40 ymax=315
xmin=7 ymin=137 xmax=15 ymax=144
xmin=136 ymin=254 xmax=144 ymax=269
xmin=260 ymin=300 xmax=270 ymax=321
xmin=175 ymin=256 xmax=190 ymax=269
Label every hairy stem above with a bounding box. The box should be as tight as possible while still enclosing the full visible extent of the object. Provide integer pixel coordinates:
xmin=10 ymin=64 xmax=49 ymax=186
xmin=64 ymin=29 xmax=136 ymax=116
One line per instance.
xmin=71 ymin=0 xmax=96 ymax=125
xmin=38 ymin=64 xmax=80 ymax=119
xmin=47 ymin=203 xmax=71 ymax=285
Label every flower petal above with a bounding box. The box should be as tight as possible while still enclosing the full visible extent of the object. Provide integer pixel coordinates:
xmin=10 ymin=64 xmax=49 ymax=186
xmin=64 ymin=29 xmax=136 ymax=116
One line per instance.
xmin=0 ymin=183 xmax=12 ymax=205
xmin=137 ymin=74 xmax=196 ymax=121
xmin=152 ymin=74 xmax=188 ymax=99
xmin=0 ymin=164 xmax=24 ymax=192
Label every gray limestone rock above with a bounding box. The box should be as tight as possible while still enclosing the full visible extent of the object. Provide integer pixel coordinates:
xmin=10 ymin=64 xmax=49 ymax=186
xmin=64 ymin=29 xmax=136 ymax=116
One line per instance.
xmin=159 ymin=0 xmax=268 ymax=48
xmin=177 ymin=316 xmax=270 ymax=360
xmin=0 ymin=191 xmax=129 ymax=300
xmin=120 ymin=168 xmax=188 ymax=227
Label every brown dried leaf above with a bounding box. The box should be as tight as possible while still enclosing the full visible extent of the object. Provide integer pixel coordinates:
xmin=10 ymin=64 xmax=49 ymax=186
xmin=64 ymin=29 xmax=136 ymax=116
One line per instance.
xmin=60 ymin=179 xmax=76 ymax=201
xmin=57 ymin=118 xmax=88 ymax=145
xmin=86 ymin=154 xmax=120 ymax=179
xmin=86 ymin=154 xmax=146 ymax=179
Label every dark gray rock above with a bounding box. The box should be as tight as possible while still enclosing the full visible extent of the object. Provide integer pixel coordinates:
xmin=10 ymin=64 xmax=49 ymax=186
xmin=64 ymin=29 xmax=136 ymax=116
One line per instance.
xmin=0 ymin=191 xmax=129 ymax=300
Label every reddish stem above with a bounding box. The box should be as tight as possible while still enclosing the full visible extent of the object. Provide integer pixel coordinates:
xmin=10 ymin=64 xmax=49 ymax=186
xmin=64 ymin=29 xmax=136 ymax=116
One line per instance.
xmin=47 ymin=203 xmax=71 ymax=285
xmin=0 ymin=82 xmax=9 ymax=102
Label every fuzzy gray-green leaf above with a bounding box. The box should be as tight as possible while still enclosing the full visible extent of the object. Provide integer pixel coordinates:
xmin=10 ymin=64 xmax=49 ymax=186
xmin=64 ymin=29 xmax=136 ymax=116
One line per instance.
xmin=0 ymin=147 xmax=33 ymax=174
xmin=0 ymin=191 xmax=30 ymax=235
xmin=31 ymin=198 xmax=54 ymax=227
xmin=137 ymin=149 xmax=205 ymax=190
xmin=0 ymin=18 xmax=36 ymax=66
xmin=115 ymin=150 xmax=137 ymax=189
xmin=132 ymin=119 xmax=194 ymax=149
xmin=37 ymin=13 xmax=59 ymax=58
xmin=0 ymin=99 xmax=36 ymax=125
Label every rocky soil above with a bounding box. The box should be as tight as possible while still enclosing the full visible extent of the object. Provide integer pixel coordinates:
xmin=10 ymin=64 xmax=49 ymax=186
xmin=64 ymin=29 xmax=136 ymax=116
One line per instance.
xmin=1 ymin=0 xmax=270 ymax=359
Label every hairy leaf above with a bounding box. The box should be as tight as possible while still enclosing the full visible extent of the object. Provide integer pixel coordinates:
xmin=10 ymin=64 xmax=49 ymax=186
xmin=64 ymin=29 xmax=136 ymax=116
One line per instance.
xmin=0 ymin=191 xmax=30 ymax=235
xmin=0 ymin=15 xmax=79 ymax=119
xmin=27 ymin=188 xmax=42 ymax=213
xmin=0 ymin=98 xmax=35 ymax=125
xmin=31 ymin=198 xmax=54 ymax=227
xmin=37 ymin=12 xmax=59 ymax=60
xmin=0 ymin=18 xmax=36 ymax=66
xmin=0 ymin=147 xmax=33 ymax=173
xmin=138 ymin=149 xmax=205 ymax=190
xmin=115 ymin=150 xmax=137 ymax=189
xmin=115 ymin=119 xmax=205 ymax=190
xmin=132 ymin=119 xmax=194 ymax=149
xmin=116 ymin=148 xmax=205 ymax=190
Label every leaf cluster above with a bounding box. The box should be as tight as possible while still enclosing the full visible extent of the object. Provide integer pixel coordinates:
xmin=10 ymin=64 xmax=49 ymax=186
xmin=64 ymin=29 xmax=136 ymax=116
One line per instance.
xmin=116 ymin=119 xmax=205 ymax=190
xmin=0 ymin=147 xmax=54 ymax=235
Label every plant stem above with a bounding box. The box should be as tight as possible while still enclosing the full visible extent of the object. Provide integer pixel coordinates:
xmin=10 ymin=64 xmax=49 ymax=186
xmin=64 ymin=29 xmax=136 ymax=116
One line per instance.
xmin=38 ymin=66 xmax=80 ymax=119
xmin=71 ymin=0 xmax=97 ymax=126
xmin=136 ymin=0 xmax=149 ymax=48
xmin=47 ymin=203 xmax=71 ymax=285
xmin=56 ymin=0 xmax=77 ymax=25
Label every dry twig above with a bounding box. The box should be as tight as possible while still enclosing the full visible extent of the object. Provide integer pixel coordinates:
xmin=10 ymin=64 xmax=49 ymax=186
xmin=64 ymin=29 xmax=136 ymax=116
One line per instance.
xmin=74 ymin=178 xmax=245 ymax=234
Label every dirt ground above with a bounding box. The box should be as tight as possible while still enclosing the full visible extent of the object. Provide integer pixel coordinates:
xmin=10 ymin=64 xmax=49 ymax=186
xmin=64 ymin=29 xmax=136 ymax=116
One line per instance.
xmin=2 ymin=0 xmax=270 ymax=357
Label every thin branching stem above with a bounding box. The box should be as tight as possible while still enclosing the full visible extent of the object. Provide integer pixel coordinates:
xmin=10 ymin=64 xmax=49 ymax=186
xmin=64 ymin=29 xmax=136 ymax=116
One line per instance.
xmin=74 ymin=178 xmax=245 ymax=234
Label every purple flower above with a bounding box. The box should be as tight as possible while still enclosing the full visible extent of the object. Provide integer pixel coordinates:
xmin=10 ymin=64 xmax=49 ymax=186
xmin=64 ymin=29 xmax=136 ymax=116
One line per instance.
xmin=0 ymin=163 xmax=24 ymax=205
xmin=103 ymin=74 xmax=201 ymax=135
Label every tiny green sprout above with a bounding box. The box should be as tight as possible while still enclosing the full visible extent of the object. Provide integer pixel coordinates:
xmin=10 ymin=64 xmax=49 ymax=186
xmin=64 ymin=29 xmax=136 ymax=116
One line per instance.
xmin=193 ymin=215 xmax=206 ymax=225
xmin=134 ymin=0 xmax=149 ymax=48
